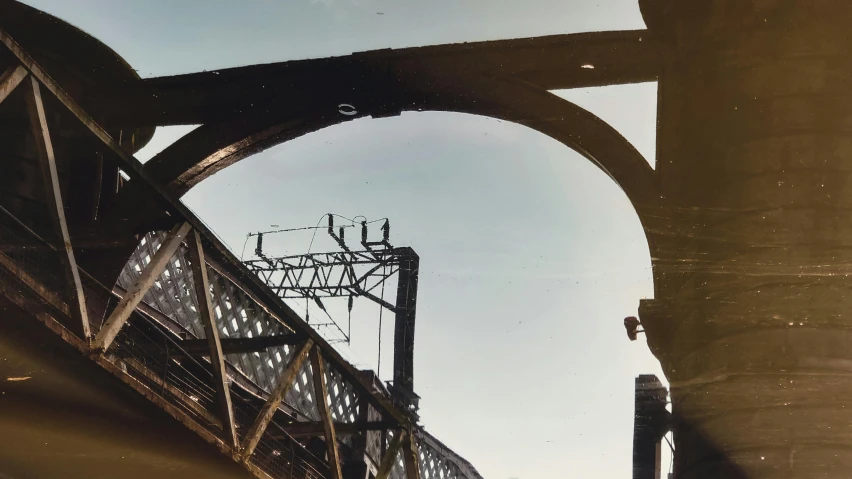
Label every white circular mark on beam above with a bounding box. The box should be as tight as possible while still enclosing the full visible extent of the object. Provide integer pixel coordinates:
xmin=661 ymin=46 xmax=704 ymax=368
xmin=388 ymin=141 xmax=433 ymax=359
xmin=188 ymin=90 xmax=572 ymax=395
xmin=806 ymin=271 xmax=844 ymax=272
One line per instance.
xmin=338 ymin=104 xmax=358 ymax=116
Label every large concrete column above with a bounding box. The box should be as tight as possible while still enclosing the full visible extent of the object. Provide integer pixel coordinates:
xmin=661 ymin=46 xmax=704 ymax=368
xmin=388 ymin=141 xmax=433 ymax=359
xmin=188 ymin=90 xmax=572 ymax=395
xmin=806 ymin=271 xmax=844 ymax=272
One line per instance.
xmin=638 ymin=1 xmax=852 ymax=478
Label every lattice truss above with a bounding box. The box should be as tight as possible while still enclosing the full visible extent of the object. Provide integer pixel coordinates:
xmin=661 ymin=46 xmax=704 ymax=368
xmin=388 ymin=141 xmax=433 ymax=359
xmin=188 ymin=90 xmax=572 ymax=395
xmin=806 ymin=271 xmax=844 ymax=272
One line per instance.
xmin=376 ymin=431 xmax=479 ymax=479
xmin=387 ymin=430 xmax=408 ymax=479
xmin=416 ymin=436 xmax=474 ymax=479
xmin=0 ymin=24 xmax=485 ymax=479
xmin=118 ymin=232 xmax=360 ymax=424
xmin=244 ymin=246 xmax=404 ymax=343
xmin=418 ymin=430 xmax=486 ymax=479
xmin=117 ymin=232 xmax=480 ymax=479
xmin=247 ymin=250 xmax=399 ymax=304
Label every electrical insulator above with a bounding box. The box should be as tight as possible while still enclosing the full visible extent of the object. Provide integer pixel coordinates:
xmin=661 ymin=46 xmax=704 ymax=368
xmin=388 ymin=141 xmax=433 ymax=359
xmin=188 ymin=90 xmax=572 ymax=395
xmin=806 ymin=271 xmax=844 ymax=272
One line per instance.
xmin=348 ymin=295 xmax=354 ymax=312
xmin=361 ymin=221 xmax=368 ymax=244
xmin=314 ymin=296 xmax=327 ymax=311
xmin=382 ymin=219 xmax=390 ymax=242
xmin=255 ymin=233 xmax=264 ymax=257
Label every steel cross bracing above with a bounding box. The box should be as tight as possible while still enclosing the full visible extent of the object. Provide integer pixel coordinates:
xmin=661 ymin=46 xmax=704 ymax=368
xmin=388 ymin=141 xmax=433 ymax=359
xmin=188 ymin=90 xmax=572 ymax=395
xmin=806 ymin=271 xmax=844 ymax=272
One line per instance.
xmin=244 ymin=246 xmax=404 ymax=346
xmin=121 ymin=232 xmax=467 ymax=479
xmin=246 ymin=250 xmax=399 ymax=307
xmin=245 ymin=218 xmax=422 ymax=418
xmin=0 ymin=26 xmax=482 ymax=479
xmin=244 ymin=217 xmax=404 ymax=313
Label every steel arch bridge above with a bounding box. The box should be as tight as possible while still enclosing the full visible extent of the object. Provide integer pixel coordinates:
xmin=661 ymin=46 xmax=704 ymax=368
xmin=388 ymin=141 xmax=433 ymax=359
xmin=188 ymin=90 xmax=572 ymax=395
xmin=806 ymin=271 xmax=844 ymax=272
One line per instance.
xmin=0 ymin=1 xmax=671 ymax=478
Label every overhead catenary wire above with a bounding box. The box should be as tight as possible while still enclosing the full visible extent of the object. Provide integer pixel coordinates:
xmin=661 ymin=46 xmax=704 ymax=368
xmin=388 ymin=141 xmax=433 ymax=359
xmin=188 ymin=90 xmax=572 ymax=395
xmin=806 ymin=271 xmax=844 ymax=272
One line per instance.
xmin=248 ymin=224 xmax=352 ymax=237
xmin=242 ymin=213 xmax=399 ymax=367
xmin=240 ymin=214 xmax=368 ymax=259
xmin=244 ymin=213 xmax=389 ymax=326
xmin=245 ymin=215 xmax=388 ymax=239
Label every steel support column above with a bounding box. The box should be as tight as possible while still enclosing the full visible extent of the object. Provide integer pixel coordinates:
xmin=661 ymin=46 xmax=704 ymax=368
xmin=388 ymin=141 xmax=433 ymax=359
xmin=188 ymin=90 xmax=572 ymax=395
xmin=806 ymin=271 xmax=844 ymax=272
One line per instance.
xmin=186 ymin=229 xmax=238 ymax=449
xmin=633 ymin=375 xmax=669 ymax=479
xmin=311 ymin=346 xmax=343 ymax=479
xmin=241 ymin=339 xmax=314 ymax=459
xmin=392 ymin=247 xmax=419 ymax=411
xmin=91 ymin=222 xmax=191 ymax=352
xmin=376 ymin=432 xmax=404 ymax=479
xmin=25 ymin=76 xmax=91 ymax=339
xmin=402 ymin=433 xmax=422 ymax=479
xmin=0 ymin=64 xmax=26 ymax=105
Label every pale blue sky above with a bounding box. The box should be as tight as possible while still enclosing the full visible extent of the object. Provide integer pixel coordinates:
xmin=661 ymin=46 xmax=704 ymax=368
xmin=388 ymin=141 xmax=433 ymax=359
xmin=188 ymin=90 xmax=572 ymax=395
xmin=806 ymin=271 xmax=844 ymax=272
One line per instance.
xmin=22 ymin=1 xmax=664 ymax=477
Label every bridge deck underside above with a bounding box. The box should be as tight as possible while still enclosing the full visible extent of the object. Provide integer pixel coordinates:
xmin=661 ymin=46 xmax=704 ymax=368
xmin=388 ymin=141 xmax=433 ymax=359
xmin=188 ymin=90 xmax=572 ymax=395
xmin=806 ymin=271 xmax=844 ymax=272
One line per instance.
xmin=0 ymin=293 xmax=251 ymax=479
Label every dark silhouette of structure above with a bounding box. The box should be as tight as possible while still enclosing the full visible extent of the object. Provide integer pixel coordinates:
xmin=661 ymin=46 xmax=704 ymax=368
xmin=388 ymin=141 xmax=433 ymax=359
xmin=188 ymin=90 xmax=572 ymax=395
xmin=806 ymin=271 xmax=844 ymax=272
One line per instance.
xmin=2 ymin=0 xmax=851 ymax=477
xmin=244 ymin=217 xmax=422 ymax=417
xmin=633 ymin=375 xmax=670 ymax=479
xmin=625 ymin=316 xmax=644 ymax=341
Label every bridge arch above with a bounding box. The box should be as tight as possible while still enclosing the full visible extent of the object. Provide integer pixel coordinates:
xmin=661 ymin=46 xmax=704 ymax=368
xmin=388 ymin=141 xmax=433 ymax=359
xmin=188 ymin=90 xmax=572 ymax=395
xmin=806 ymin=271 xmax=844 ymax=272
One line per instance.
xmin=140 ymin=74 xmax=663 ymax=439
xmin=180 ymin=98 xmax=660 ymax=478
xmin=142 ymin=75 xmax=661 ymax=216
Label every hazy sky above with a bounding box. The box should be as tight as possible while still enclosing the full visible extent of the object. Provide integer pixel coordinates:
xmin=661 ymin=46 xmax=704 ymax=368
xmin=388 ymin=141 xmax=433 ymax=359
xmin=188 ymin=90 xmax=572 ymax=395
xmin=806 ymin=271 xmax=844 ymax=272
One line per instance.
xmin=22 ymin=1 xmax=665 ymax=477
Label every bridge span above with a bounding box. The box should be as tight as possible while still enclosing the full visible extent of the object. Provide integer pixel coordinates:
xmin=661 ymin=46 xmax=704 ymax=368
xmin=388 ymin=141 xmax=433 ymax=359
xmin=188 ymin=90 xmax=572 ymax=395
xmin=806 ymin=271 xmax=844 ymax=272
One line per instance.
xmin=6 ymin=1 xmax=852 ymax=478
xmin=0 ymin=2 xmax=489 ymax=477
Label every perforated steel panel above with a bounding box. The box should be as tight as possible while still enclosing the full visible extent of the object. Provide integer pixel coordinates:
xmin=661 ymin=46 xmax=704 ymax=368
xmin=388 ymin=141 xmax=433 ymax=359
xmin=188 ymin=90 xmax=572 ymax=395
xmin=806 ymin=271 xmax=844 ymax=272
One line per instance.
xmin=416 ymin=430 xmax=484 ymax=479
xmin=118 ymin=232 xmax=482 ymax=479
